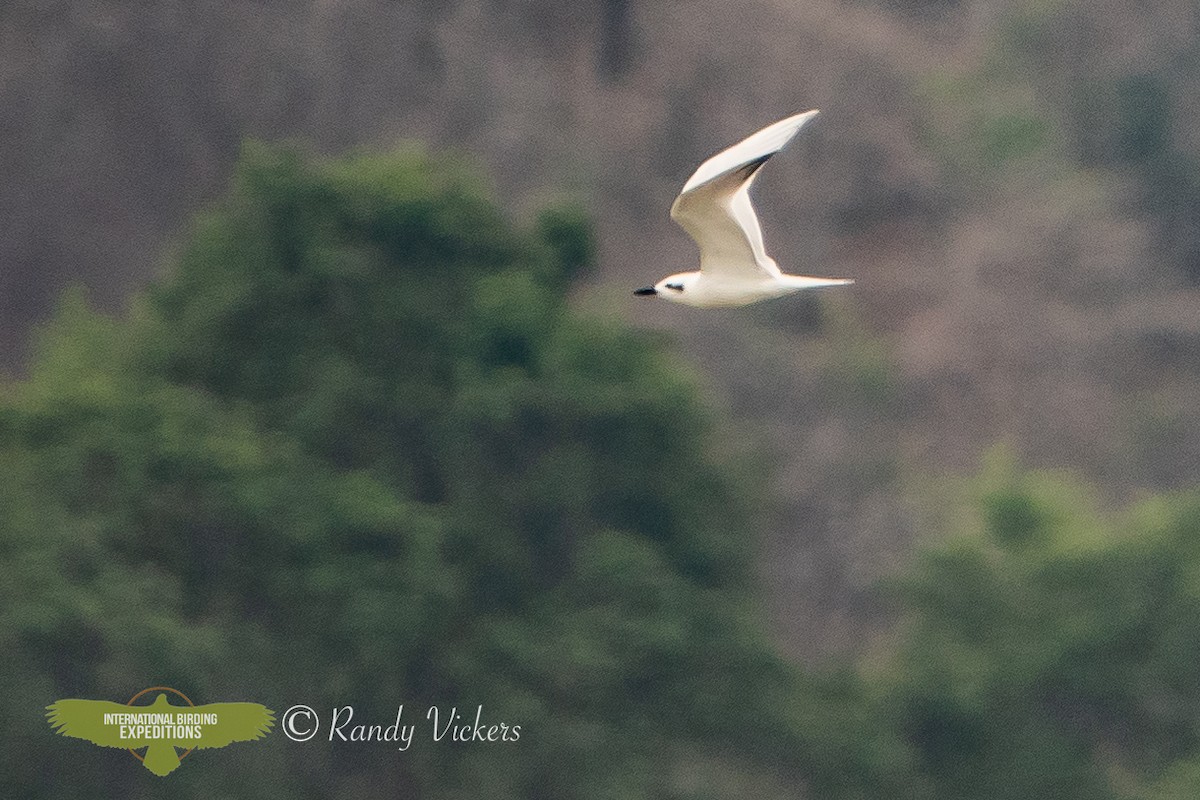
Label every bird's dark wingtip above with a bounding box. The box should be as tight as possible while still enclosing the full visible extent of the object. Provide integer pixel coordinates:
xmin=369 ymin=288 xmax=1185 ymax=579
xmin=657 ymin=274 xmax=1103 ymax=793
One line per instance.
xmin=633 ymin=287 xmax=657 ymax=296
xmin=734 ymin=154 xmax=773 ymax=183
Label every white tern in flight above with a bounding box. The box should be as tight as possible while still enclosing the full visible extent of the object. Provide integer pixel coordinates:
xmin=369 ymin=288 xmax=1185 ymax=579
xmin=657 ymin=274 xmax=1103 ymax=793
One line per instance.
xmin=635 ymin=110 xmax=853 ymax=307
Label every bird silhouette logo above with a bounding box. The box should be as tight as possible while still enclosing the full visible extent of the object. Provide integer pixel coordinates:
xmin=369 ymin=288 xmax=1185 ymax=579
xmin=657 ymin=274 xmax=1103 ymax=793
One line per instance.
xmin=46 ymin=686 xmax=274 ymax=776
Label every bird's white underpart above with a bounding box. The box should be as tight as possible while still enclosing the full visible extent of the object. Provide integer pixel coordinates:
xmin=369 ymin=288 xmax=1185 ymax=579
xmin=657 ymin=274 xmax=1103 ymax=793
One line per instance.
xmin=635 ymin=110 xmax=853 ymax=307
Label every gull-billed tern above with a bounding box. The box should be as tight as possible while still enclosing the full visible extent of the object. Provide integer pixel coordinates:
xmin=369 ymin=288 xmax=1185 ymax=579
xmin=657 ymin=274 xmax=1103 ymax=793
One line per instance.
xmin=635 ymin=110 xmax=853 ymax=307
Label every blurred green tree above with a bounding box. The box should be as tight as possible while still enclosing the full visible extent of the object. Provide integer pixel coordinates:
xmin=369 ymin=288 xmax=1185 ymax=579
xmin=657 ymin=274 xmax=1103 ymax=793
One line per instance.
xmin=877 ymin=454 xmax=1200 ymax=800
xmin=0 ymin=143 xmax=905 ymax=798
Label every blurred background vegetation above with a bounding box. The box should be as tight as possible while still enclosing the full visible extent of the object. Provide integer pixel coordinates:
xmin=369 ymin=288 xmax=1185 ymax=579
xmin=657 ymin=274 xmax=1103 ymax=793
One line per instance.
xmin=4 ymin=0 xmax=1200 ymax=797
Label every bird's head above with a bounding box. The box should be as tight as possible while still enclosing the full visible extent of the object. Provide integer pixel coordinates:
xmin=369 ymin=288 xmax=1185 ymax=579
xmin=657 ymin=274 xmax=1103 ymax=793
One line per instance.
xmin=633 ymin=272 xmax=699 ymax=304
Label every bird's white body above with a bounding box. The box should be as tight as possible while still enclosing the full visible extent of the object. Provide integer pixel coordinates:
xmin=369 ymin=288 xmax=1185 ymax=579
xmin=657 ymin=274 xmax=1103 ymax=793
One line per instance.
xmin=636 ymin=110 xmax=853 ymax=307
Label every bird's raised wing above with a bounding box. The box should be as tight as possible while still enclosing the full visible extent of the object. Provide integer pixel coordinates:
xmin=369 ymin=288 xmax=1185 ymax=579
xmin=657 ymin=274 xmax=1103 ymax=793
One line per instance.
xmin=670 ymin=110 xmax=818 ymax=281
xmin=47 ymin=699 xmax=154 ymax=749
xmin=188 ymin=703 xmax=275 ymax=749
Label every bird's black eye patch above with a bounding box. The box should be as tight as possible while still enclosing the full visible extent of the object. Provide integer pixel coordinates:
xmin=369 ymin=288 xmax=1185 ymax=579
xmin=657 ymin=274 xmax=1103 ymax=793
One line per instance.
xmin=664 ymin=283 xmax=684 ymax=292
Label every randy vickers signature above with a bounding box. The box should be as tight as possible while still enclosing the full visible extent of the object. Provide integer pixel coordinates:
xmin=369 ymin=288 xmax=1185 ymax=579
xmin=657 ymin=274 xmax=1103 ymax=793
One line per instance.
xmin=282 ymin=704 xmax=521 ymax=751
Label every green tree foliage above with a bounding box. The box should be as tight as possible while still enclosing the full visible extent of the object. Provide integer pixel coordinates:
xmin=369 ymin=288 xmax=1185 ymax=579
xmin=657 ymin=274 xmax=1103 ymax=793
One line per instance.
xmin=0 ymin=144 xmax=902 ymax=798
xmin=876 ymin=455 xmax=1200 ymax=800
xmin=0 ymin=290 xmax=447 ymax=797
xmin=14 ymin=137 xmax=1200 ymax=800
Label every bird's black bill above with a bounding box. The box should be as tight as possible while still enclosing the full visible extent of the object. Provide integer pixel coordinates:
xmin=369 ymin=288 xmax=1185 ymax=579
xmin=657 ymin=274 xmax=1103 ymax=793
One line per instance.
xmin=633 ymin=287 xmax=657 ymax=296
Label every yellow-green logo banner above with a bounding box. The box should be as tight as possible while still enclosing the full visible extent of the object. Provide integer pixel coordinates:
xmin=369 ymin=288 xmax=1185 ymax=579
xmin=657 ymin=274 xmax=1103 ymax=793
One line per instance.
xmin=47 ymin=686 xmax=274 ymax=776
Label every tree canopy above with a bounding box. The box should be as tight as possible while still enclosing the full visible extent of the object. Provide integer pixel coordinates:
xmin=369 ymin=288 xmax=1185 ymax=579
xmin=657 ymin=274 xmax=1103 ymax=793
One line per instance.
xmin=0 ymin=143 xmax=874 ymax=798
xmin=875 ymin=455 xmax=1200 ymax=800
xmin=9 ymin=140 xmax=1200 ymax=800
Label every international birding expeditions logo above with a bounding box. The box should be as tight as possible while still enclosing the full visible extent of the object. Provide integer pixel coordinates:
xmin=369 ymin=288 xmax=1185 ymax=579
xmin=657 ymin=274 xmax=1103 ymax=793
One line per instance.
xmin=46 ymin=686 xmax=274 ymax=776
